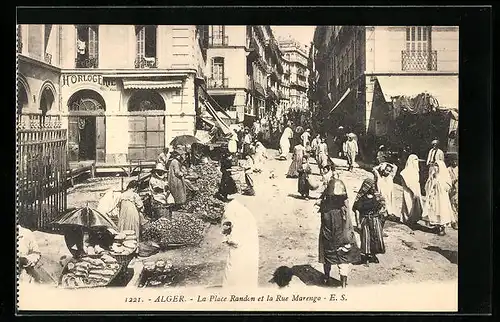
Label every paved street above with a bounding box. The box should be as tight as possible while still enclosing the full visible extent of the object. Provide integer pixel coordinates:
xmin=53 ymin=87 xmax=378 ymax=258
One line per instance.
xmin=34 ymin=149 xmax=458 ymax=288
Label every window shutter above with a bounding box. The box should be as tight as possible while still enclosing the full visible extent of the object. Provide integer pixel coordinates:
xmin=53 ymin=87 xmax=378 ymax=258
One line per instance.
xmin=88 ymin=26 xmax=98 ymax=59
xmin=137 ymin=26 xmax=145 ymax=58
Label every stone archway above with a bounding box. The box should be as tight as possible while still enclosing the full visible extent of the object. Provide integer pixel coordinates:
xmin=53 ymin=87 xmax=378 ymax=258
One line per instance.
xmin=39 ymin=81 xmax=57 ymax=115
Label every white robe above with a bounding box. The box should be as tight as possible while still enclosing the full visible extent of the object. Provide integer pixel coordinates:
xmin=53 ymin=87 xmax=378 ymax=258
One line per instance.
xmin=279 ymin=127 xmax=294 ymax=158
xmin=400 ymin=154 xmax=422 ymax=223
xmin=374 ymin=163 xmax=398 ymax=216
xmin=221 ymin=200 xmax=259 ymax=288
xmin=422 ymin=161 xmax=454 ymax=226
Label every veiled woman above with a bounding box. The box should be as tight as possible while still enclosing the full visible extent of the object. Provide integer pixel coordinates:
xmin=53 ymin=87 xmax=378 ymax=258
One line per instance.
xmin=315 ymin=178 xmax=361 ymax=288
xmin=286 ymin=139 xmax=306 ymax=178
xmin=448 ymin=157 xmax=459 ymax=229
xmin=422 ymin=160 xmax=454 ymax=236
xmin=400 ymin=154 xmax=423 ymax=226
xmin=352 ymin=178 xmax=386 ymax=265
xmin=221 ymin=199 xmax=259 ymax=288
xmin=373 ymin=162 xmax=398 ymax=219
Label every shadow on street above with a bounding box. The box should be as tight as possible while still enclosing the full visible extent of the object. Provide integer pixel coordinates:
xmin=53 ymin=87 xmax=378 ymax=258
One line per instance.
xmin=424 ymin=246 xmax=458 ymax=264
xmin=291 ymin=264 xmax=342 ymax=288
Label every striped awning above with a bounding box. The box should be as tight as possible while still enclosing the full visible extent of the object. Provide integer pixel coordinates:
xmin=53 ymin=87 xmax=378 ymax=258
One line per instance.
xmin=122 ymin=79 xmax=183 ymax=90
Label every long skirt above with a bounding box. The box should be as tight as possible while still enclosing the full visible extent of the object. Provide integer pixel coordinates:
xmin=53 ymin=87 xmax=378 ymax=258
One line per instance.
xmin=401 ymin=184 xmax=423 ymax=224
xmin=219 ymin=171 xmax=238 ymax=197
xmin=360 ymin=215 xmax=385 ymax=255
xmin=298 ymin=173 xmax=310 ymax=196
xmin=280 ymin=139 xmax=290 ymax=158
xmin=287 ymin=158 xmax=302 ymax=177
xmin=118 ymin=200 xmax=141 ymax=239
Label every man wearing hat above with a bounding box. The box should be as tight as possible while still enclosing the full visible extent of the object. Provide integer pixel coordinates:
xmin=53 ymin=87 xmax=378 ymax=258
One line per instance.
xmin=426 ymin=139 xmax=445 ymax=166
xmin=343 ymin=133 xmax=359 ymax=172
xmin=150 ymin=163 xmax=169 ymax=207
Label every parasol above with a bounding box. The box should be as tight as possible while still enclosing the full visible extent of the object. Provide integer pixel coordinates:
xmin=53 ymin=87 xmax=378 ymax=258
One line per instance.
xmin=52 ymin=206 xmax=117 ymax=230
xmin=169 ymin=135 xmax=200 ymax=147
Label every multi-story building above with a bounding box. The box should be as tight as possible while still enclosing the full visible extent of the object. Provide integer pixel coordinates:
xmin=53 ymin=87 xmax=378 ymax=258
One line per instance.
xmin=279 ymin=38 xmax=309 ymax=112
xmin=312 ymin=26 xmax=459 ymax=158
xmin=18 ymin=24 xmax=207 ymax=165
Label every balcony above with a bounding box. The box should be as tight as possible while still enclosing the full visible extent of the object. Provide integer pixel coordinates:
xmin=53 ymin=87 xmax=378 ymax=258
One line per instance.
xmin=44 ymin=53 xmax=52 ymax=65
xmin=209 ymin=35 xmax=229 ymax=47
xmin=207 ymin=78 xmax=229 ymax=89
xmin=290 ymin=80 xmax=308 ymax=89
xmin=75 ymin=57 xmax=99 ymax=69
xmin=401 ymin=50 xmax=437 ymax=71
xmin=135 ymin=57 xmax=158 ymax=69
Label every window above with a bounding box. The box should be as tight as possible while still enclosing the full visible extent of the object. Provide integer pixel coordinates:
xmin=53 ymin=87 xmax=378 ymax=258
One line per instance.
xmin=406 ymin=26 xmax=430 ymax=52
xmin=210 ymin=57 xmax=226 ymax=88
xmin=403 ymin=26 xmax=436 ymax=71
xmin=210 ymin=25 xmax=227 ymax=46
xmin=135 ymin=25 xmax=157 ymax=68
xmin=75 ymin=25 xmax=99 ymax=68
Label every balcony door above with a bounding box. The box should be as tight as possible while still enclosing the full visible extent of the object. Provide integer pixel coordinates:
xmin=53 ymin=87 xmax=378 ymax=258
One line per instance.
xmin=209 ymin=25 xmax=225 ymax=46
xmin=211 ymin=57 xmax=225 ymax=88
xmin=76 ymin=25 xmax=99 ymax=68
xmin=403 ymin=26 xmax=435 ymax=71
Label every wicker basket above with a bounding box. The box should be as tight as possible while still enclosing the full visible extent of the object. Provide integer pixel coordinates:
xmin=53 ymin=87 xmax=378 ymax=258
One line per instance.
xmin=109 ymin=250 xmax=137 ymax=272
xmin=58 ymin=261 xmax=124 ymax=289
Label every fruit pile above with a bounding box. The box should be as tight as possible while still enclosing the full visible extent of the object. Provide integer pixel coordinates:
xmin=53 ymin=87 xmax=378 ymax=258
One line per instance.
xmin=138 ymin=260 xmax=176 ymax=287
xmin=60 ymin=254 xmax=120 ymax=288
xmin=141 ymin=212 xmax=208 ymax=248
xmin=179 ymin=161 xmax=226 ymax=224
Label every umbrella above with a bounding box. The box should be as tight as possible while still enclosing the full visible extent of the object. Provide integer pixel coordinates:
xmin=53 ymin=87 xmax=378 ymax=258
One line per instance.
xmin=170 ymin=135 xmax=200 ymax=147
xmin=52 ymin=206 xmax=117 ymax=230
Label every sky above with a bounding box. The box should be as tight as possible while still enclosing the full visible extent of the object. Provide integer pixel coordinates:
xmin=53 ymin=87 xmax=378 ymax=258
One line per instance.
xmin=271 ymin=26 xmax=316 ymax=48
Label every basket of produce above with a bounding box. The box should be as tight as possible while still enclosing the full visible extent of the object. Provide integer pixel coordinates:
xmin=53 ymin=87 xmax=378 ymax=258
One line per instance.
xmin=137 ymin=260 xmax=176 ymax=287
xmin=59 ymin=254 xmax=122 ymax=289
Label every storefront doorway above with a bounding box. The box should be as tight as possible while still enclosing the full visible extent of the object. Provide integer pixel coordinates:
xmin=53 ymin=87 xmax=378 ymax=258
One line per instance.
xmin=67 ymin=89 xmax=106 ymax=162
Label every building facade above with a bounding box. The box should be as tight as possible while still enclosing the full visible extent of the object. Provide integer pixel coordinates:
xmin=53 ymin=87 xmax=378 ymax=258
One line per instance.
xmin=18 ymin=24 xmax=207 ymax=165
xmin=279 ymin=38 xmax=309 ymax=112
xmin=312 ymin=26 xmax=459 ymax=157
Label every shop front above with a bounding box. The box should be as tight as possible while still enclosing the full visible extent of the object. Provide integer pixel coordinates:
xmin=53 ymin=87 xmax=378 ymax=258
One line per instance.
xmin=61 ymin=72 xmax=197 ymax=165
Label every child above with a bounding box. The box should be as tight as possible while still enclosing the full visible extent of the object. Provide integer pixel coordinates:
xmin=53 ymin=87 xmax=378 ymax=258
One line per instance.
xmin=243 ymin=155 xmax=256 ymax=196
xmin=298 ymin=155 xmax=312 ymax=200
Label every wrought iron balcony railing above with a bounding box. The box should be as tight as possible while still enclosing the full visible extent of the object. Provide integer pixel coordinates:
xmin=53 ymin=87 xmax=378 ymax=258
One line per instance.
xmin=75 ymin=57 xmax=99 ymax=68
xmin=208 ymin=78 xmax=229 ymax=89
xmin=401 ymin=50 xmax=437 ymax=71
xmin=135 ymin=56 xmax=158 ymax=69
xmin=209 ymin=35 xmax=229 ymax=47
xmin=44 ymin=53 xmax=52 ymax=65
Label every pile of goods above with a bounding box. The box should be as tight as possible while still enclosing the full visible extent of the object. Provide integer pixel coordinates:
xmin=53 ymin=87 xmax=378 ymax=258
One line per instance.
xmin=60 ymin=254 xmax=121 ymax=288
xmin=110 ymin=230 xmax=138 ymax=256
xmin=141 ymin=212 xmax=208 ymax=248
xmin=179 ymin=161 xmax=226 ymax=224
xmin=138 ymin=260 xmax=176 ymax=287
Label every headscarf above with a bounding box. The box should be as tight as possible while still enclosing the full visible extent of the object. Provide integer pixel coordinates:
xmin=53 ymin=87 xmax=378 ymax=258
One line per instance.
xmin=426 ymin=160 xmax=452 ymax=193
xmin=354 ymin=178 xmax=376 ymax=202
xmin=324 ymin=178 xmax=347 ymax=197
xmin=400 ymin=154 xmax=421 ymax=196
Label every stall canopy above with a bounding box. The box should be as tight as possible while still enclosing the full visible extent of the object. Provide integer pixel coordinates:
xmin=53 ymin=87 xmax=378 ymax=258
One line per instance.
xmin=329 ymin=88 xmax=352 ymax=113
xmin=200 ymin=97 xmax=232 ymax=136
xmin=376 ymin=75 xmax=458 ymax=110
xmin=122 ymin=79 xmax=183 ymax=90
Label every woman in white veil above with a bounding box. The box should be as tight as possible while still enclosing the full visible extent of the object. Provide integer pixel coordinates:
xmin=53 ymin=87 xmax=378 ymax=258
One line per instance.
xmin=400 ymin=154 xmax=423 ymax=226
xmin=221 ymin=199 xmax=259 ymax=288
xmin=422 ymin=160 xmax=454 ymax=236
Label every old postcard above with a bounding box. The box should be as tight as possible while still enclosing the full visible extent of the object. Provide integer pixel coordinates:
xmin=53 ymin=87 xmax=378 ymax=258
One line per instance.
xmin=16 ymin=23 xmax=459 ymax=312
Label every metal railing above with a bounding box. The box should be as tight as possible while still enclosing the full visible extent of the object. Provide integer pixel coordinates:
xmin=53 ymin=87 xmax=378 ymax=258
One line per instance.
xmin=75 ymin=57 xmax=99 ymax=68
xmin=135 ymin=56 xmax=158 ymax=68
xmin=401 ymin=50 xmax=437 ymax=71
xmin=209 ymin=34 xmax=229 ymax=47
xmin=208 ymin=78 xmax=229 ymax=88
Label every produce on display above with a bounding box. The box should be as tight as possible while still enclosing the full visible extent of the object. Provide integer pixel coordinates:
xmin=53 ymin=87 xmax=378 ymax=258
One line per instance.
xmin=60 ymin=255 xmax=121 ymax=288
xmin=179 ymin=161 xmax=226 ymax=224
xmin=141 ymin=212 xmax=208 ymax=248
xmin=110 ymin=230 xmax=138 ymax=256
xmin=138 ymin=260 xmax=176 ymax=287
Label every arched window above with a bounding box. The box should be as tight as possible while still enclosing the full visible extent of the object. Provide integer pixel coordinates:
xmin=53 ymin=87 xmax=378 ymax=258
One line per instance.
xmin=127 ymin=90 xmax=165 ymax=112
xmin=17 ymin=81 xmax=29 ymax=113
xmin=68 ymin=89 xmax=106 ymax=112
xmin=39 ymin=87 xmax=55 ymax=115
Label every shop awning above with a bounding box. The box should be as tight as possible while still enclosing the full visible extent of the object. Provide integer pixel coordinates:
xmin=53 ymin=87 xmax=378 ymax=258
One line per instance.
xmin=122 ymin=79 xmax=183 ymax=90
xmin=254 ymin=82 xmax=266 ymax=97
xmin=200 ymin=98 xmax=232 ymax=136
xmin=376 ymin=75 xmax=458 ymax=110
xmin=330 ymin=88 xmax=351 ymax=113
